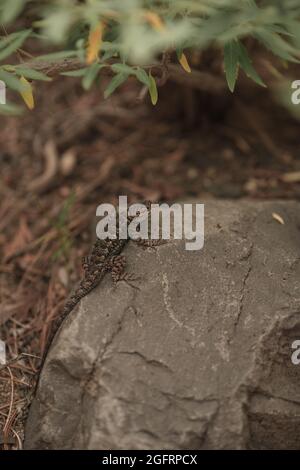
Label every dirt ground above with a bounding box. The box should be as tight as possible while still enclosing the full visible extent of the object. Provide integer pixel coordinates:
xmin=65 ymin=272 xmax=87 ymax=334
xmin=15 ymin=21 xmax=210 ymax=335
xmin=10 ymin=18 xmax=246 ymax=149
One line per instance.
xmin=0 ymin=70 xmax=300 ymax=448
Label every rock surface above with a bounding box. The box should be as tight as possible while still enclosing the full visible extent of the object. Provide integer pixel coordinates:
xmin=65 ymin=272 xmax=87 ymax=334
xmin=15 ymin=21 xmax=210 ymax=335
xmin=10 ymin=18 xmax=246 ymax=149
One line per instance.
xmin=25 ymin=201 xmax=300 ymax=449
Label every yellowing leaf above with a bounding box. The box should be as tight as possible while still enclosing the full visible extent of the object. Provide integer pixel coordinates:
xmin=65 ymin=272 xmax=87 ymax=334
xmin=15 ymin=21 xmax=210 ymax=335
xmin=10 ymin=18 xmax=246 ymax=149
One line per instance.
xmin=148 ymin=74 xmax=158 ymax=105
xmin=144 ymin=11 xmax=164 ymax=31
xmin=19 ymin=76 xmax=34 ymax=110
xmin=272 ymin=212 xmax=285 ymax=225
xmin=179 ymin=53 xmax=191 ymax=73
xmin=86 ymin=22 xmax=103 ymax=65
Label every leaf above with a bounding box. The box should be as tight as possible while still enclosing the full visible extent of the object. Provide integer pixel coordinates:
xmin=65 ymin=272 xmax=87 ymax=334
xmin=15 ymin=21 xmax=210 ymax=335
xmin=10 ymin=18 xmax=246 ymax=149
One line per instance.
xmin=111 ymin=63 xmax=135 ymax=75
xmin=36 ymin=50 xmax=78 ymax=61
xmin=272 ymin=213 xmax=285 ymax=225
xmin=136 ymin=68 xmax=151 ymax=87
xmin=237 ymin=42 xmax=266 ymax=87
xmin=144 ymin=11 xmax=164 ymax=31
xmin=86 ymin=22 xmax=103 ymax=65
xmin=19 ymin=76 xmax=34 ymax=110
xmin=104 ymin=73 xmax=128 ymax=99
xmin=39 ymin=9 xmax=73 ymax=44
xmin=0 ymin=29 xmax=31 ymax=61
xmin=148 ymin=74 xmax=158 ymax=105
xmin=255 ymin=30 xmax=299 ymax=63
xmin=14 ymin=67 xmax=52 ymax=82
xmin=0 ymin=69 xmax=26 ymax=91
xmin=178 ymin=52 xmax=191 ymax=73
xmin=224 ymin=41 xmax=240 ymax=92
xmin=82 ymin=63 xmax=103 ymax=90
xmin=1 ymin=0 xmax=26 ymax=24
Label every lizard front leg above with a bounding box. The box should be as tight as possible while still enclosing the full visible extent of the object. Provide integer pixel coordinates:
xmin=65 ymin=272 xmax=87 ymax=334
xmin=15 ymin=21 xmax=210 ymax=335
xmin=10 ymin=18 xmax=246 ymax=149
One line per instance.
xmin=108 ymin=255 xmax=139 ymax=287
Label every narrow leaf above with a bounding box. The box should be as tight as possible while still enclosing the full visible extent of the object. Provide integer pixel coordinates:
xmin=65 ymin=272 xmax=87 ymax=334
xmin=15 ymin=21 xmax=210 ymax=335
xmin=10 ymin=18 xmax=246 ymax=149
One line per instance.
xmin=136 ymin=68 xmax=151 ymax=87
xmin=237 ymin=43 xmax=266 ymax=87
xmin=255 ymin=31 xmax=299 ymax=63
xmin=19 ymin=76 xmax=34 ymax=110
xmin=86 ymin=22 xmax=103 ymax=65
xmin=82 ymin=63 xmax=102 ymax=90
xmin=111 ymin=63 xmax=135 ymax=75
xmin=14 ymin=67 xmax=52 ymax=82
xmin=144 ymin=11 xmax=164 ymax=31
xmin=104 ymin=73 xmax=127 ymax=99
xmin=148 ymin=74 xmax=158 ymax=105
xmin=224 ymin=41 xmax=240 ymax=92
xmin=0 ymin=29 xmax=31 ymax=61
xmin=1 ymin=0 xmax=26 ymax=24
xmin=178 ymin=52 xmax=191 ymax=73
xmin=0 ymin=69 xmax=26 ymax=91
xmin=36 ymin=50 xmax=78 ymax=61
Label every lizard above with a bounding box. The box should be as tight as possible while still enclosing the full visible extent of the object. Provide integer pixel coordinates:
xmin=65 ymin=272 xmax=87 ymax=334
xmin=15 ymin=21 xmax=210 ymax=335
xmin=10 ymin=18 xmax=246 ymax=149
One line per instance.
xmin=18 ymin=234 xmax=132 ymax=437
xmin=20 ymin=201 xmax=165 ymax=428
xmin=41 ymin=237 xmax=130 ymax=366
xmin=40 ymin=201 xmax=158 ymax=370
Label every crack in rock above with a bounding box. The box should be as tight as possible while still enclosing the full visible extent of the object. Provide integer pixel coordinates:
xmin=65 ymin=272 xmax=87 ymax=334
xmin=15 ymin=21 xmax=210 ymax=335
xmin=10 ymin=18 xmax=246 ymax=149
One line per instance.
xmin=231 ymin=243 xmax=253 ymax=339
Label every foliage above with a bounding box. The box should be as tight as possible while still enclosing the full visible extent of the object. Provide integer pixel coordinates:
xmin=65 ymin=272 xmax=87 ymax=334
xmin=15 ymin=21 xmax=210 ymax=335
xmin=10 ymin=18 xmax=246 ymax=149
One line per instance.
xmin=0 ymin=0 xmax=300 ymax=112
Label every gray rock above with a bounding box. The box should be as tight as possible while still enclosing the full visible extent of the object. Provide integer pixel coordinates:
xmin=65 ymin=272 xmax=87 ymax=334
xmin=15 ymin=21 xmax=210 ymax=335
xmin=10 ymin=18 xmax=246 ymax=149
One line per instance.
xmin=24 ymin=201 xmax=300 ymax=449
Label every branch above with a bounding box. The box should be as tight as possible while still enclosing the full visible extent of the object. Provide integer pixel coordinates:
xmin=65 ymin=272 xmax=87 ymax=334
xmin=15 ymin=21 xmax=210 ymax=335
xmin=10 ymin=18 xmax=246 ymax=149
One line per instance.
xmin=22 ymin=57 xmax=226 ymax=94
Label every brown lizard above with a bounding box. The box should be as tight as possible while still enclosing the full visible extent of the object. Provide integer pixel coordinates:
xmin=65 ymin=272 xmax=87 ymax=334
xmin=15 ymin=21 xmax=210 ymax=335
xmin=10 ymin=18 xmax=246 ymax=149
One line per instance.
xmin=41 ymin=235 xmax=130 ymax=370
xmin=40 ymin=202 xmax=156 ymax=369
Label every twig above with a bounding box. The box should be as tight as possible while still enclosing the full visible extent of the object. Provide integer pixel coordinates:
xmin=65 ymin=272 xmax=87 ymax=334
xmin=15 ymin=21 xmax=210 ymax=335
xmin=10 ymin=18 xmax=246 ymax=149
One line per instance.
xmin=19 ymin=57 xmax=225 ymax=93
xmin=12 ymin=429 xmax=22 ymax=450
xmin=0 ymin=353 xmax=40 ymax=372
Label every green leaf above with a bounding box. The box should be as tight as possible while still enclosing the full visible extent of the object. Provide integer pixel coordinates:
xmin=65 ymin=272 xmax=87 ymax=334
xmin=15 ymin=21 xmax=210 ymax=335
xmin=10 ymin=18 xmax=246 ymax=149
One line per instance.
xmin=36 ymin=50 xmax=78 ymax=61
xmin=176 ymin=48 xmax=184 ymax=61
xmin=14 ymin=67 xmax=52 ymax=82
xmin=82 ymin=63 xmax=103 ymax=90
xmin=224 ymin=41 xmax=240 ymax=92
xmin=0 ymin=29 xmax=31 ymax=61
xmin=136 ymin=68 xmax=151 ymax=87
xmin=237 ymin=42 xmax=266 ymax=88
xmin=148 ymin=74 xmax=158 ymax=105
xmin=104 ymin=73 xmax=128 ymax=99
xmin=101 ymin=50 xmax=117 ymax=62
xmin=111 ymin=63 xmax=135 ymax=75
xmin=39 ymin=9 xmax=73 ymax=44
xmin=0 ymin=69 xmax=26 ymax=92
xmin=0 ymin=0 xmax=27 ymax=24
xmin=254 ymin=30 xmax=299 ymax=63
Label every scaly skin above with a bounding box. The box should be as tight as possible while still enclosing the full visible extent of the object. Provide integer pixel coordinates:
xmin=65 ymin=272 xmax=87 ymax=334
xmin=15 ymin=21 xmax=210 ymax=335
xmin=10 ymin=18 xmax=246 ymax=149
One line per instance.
xmin=41 ymin=237 xmax=129 ymax=368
